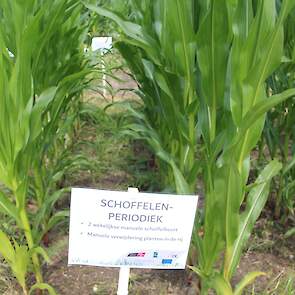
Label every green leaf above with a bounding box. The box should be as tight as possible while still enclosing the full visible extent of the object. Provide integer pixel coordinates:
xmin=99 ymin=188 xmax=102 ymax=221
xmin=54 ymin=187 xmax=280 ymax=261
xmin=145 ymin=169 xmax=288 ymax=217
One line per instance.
xmin=234 ymin=272 xmax=265 ymax=295
xmin=84 ymin=4 xmax=149 ymax=46
xmin=0 ymin=190 xmax=20 ymax=224
xmin=283 ymin=154 xmax=295 ymax=175
xmin=216 ymin=161 xmax=243 ymax=281
xmin=170 ymin=161 xmax=191 ymax=195
xmin=33 ymin=188 xmax=70 ymax=241
xmin=29 ymin=247 xmax=50 ymax=264
xmin=0 ymin=232 xmax=30 ymax=291
xmin=30 ymin=87 xmax=57 ymax=141
xmin=46 ymin=210 xmax=69 ymax=234
xmin=211 ymin=274 xmax=233 ymax=295
xmin=285 ymin=227 xmax=295 ymax=238
xmin=197 ymin=0 xmax=230 ymax=142
xmin=226 ymin=159 xmax=282 ymax=278
xmin=188 ymin=265 xmax=205 ymax=279
xmin=12 ymin=244 xmax=30 ymax=290
xmin=235 ymin=88 xmax=295 ymax=145
xmin=0 ymin=230 xmax=15 ymax=262
xmin=217 ymin=162 xmax=243 ymax=247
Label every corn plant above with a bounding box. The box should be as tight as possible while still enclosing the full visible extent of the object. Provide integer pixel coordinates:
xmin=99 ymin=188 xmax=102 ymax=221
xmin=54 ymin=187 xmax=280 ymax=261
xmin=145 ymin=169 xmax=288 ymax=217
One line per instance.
xmin=30 ymin=75 xmax=93 ymax=247
xmin=191 ymin=1 xmax=295 ymax=292
xmin=87 ymin=0 xmax=295 ymax=293
xmin=0 ymin=30 xmax=56 ymax=294
xmin=265 ymin=76 xmax=295 ymax=221
xmin=263 ymin=8 xmax=295 ymax=221
xmin=86 ymin=0 xmax=199 ymax=194
xmin=0 ymin=0 xmax=92 ymax=292
xmin=0 ymin=231 xmax=54 ymax=295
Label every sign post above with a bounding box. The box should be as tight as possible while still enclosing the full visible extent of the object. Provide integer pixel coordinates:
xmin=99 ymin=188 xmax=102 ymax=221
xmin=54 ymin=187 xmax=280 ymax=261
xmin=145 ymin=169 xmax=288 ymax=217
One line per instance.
xmin=68 ymin=188 xmax=198 ymax=293
xmin=91 ymin=37 xmax=113 ymax=97
xmin=117 ymin=188 xmax=139 ymax=295
xmin=117 ymin=266 xmax=130 ymax=295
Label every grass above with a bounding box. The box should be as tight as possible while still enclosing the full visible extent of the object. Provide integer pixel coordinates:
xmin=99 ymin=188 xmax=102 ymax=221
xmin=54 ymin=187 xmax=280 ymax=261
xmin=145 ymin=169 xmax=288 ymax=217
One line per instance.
xmin=63 ymin=102 xmax=135 ymax=190
xmin=251 ymin=271 xmax=295 ymax=295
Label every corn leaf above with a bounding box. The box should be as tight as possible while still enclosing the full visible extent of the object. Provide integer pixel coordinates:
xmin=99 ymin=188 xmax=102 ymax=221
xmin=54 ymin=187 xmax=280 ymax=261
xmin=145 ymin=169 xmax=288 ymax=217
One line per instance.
xmin=29 ymin=87 xmax=58 ymax=141
xmin=216 ymin=161 xmax=243 ymax=256
xmin=197 ymin=0 xmax=231 ymax=142
xmin=211 ymin=274 xmax=233 ymax=295
xmin=12 ymin=244 xmax=30 ymax=290
xmin=234 ymin=271 xmax=265 ymax=295
xmin=45 ymin=210 xmax=70 ymax=234
xmin=236 ymin=88 xmax=295 ymax=145
xmin=0 ymin=230 xmax=14 ymax=262
xmin=84 ymin=4 xmax=149 ymax=47
xmin=226 ymin=159 xmax=282 ymax=278
xmin=0 ymin=191 xmax=20 ymax=224
xmin=30 ymin=247 xmax=50 ymax=264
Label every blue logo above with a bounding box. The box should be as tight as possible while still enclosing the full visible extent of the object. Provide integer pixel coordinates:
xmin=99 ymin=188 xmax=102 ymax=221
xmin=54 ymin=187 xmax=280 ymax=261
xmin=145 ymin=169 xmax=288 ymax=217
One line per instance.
xmin=162 ymin=259 xmax=173 ymax=265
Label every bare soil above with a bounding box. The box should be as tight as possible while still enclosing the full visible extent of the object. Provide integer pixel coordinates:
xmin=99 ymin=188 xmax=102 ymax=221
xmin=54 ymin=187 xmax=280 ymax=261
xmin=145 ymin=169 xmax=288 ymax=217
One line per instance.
xmin=41 ymin=234 xmax=294 ymax=295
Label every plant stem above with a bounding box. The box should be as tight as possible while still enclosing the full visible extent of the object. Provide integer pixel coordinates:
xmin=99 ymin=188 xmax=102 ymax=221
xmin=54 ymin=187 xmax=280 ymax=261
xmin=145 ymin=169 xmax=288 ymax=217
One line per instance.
xmin=223 ymin=247 xmax=233 ymax=282
xmin=19 ymin=209 xmax=43 ymax=284
xmin=275 ymin=174 xmax=284 ymax=219
xmin=200 ymin=279 xmax=210 ymax=295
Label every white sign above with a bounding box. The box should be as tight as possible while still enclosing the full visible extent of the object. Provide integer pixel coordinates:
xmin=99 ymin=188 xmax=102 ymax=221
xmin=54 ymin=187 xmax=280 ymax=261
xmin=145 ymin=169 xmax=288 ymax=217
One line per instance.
xmin=68 ymin=188 xmax=198 ymax=269
xmin=91 ymin=37 xmax=113 ymax=53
